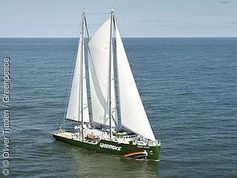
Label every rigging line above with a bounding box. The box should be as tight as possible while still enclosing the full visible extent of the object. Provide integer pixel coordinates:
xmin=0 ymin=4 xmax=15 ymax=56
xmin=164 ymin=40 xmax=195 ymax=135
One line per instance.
xmin=111 ymin=113 xmax=119 ymax=128
xmin=86 ymin=43 xmax=108 ymax=110
xmin=85 ymin=21 xmax=117 ymax=128
xmin=59 ymin=39 xmax=78 ymax=130
xmin=86 ymin=12 xmax=109 ymax=15
xmin=86 ymin=43 xmax=113 ymax=127
xmin=59 ymin=24 xmax=82 ymax=130
xmin=84 ymin=15 xmax=90 ymax=40
xmin=112 ymin=17 xmax=121 ymax=130
xmin=108 ymin=10 xmax=114 ymax=139
xmin=83 ymin=13 xmax=92 ymax=124
xmin=83 ymin=38 xmax=93 ymax=124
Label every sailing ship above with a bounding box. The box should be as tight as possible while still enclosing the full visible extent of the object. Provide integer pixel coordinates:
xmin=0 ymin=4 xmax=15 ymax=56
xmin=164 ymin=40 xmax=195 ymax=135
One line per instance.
xmin=53 ymin=10 xmax=161 ymax=161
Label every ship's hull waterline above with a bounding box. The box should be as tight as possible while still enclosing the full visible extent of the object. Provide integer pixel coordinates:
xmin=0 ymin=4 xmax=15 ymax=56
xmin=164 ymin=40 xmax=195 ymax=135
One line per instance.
xmin=53 ymin=132 xmax=160 ymax=161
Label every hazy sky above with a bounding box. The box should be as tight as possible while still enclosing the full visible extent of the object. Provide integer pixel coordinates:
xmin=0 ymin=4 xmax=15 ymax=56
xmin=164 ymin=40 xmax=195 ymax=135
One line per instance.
xmin=1 ymin=0 xmax=237 ymax=37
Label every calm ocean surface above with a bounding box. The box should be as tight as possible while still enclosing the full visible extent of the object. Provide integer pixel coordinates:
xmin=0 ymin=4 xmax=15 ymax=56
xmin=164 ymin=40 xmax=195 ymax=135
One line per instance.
xmin=0 ymin=38 xmax=237 ymax=178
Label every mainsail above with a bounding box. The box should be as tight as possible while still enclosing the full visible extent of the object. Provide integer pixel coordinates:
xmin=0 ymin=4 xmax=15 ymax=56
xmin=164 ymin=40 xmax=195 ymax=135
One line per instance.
xmin=115 ymin=22 xmax=155 ymax=141
xmin=66 ymin=32 xmax=89 ymax=122
xmin=88 ymin=20 xmax=118 ymax=127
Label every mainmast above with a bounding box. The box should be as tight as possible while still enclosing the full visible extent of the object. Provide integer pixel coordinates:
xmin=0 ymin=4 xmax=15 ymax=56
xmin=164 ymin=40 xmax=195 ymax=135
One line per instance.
xmin=80 ymin=11 xmax=86 ymax=141
xmin=108 ymin=9 xmax=114 ymax=139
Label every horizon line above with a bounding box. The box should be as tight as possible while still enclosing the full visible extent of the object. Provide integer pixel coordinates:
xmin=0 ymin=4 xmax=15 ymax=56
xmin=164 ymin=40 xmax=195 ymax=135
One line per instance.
xmin=1 ymin=36 xmax=237 ymax=38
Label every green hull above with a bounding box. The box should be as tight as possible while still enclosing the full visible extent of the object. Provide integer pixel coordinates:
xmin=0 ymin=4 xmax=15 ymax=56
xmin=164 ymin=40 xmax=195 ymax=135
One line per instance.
xmin=53 ymin=134 xmax=160 ymax=161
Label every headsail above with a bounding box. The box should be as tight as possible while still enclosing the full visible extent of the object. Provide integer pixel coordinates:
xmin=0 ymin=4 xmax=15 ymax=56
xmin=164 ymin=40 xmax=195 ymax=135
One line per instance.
xmin=66 ymin=32 xmax=89 ymax=122
xmin=88 ymin=19 xmax=118 ymax=127
xmin=115 ymin=22 xmax=155 ymax=141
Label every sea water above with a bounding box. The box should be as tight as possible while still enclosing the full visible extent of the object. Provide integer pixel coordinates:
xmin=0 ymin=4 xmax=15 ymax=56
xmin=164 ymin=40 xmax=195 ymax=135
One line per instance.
xmin=0 ymin=38 xmax=236 ymax=178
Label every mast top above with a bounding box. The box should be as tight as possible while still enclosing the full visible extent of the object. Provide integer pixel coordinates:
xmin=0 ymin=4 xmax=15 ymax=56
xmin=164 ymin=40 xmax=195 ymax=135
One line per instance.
xmin=82 ymin=9 xmax=86 ymax=18
xmin=110 ymin=8 xmax=114 ymax=14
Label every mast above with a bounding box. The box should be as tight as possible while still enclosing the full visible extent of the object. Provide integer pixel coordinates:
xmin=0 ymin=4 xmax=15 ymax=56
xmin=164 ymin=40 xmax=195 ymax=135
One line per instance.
xmin=113 ymin=17 xmax=121 ymax=129
xmin=80 ymin=11 xmax=85 ymax=141
xmin=108 ymin=9 xmax=114 ymax=139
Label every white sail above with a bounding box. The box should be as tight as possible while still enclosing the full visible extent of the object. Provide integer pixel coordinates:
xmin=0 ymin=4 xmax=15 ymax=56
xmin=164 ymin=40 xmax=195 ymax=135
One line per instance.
xmin=115 ymin=23 xmax=155 ymax=141
xmin=88 ymin=19 xmax=117 ymax=127
xmin=66 ymin=33 xmax=89 ymax=122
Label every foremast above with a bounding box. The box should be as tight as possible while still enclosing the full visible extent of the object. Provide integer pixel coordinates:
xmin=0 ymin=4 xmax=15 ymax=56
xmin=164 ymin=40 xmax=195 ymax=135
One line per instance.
xmin=108 ymin=9 xmax=114 ymax=139
xmin=65 ymin=11 xmax=90 ymax=141
xmin=79 ymin=11 xmax=85 ymax=141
